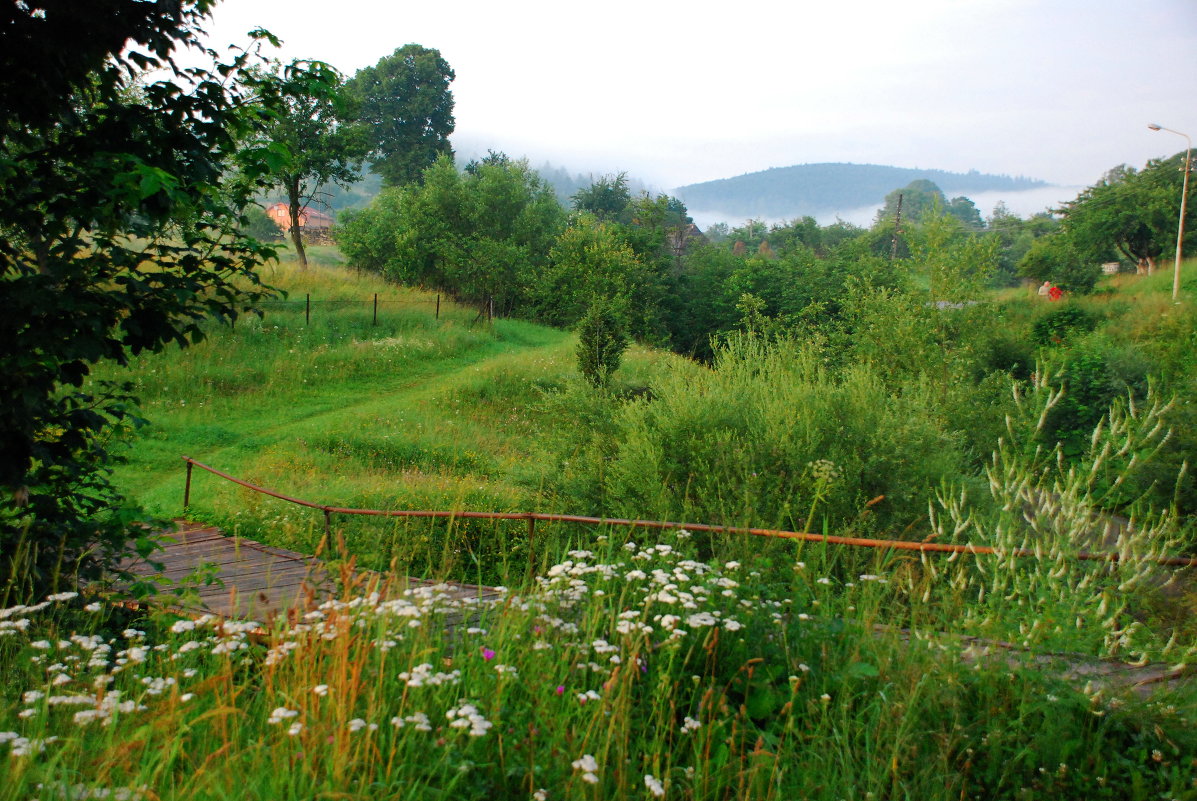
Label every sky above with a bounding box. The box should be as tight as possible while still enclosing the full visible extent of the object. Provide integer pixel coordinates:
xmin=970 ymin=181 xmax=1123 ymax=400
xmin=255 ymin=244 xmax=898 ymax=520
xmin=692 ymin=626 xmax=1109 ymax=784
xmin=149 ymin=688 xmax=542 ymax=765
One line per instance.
xmin=200 ymin=0 xmax=1197 ymax=212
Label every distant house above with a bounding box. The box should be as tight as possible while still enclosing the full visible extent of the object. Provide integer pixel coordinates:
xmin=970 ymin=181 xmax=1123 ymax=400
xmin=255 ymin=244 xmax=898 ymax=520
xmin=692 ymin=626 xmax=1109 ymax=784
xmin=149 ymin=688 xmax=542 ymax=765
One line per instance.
xmin=265 ymin=202 xmax=334 ymax=234
xmin=667 ymin=223 xmax=708 ymax=258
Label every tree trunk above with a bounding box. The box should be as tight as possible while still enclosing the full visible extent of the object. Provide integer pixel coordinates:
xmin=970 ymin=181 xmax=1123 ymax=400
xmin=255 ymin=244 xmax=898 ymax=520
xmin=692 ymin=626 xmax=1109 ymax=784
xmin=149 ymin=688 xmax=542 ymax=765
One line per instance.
xmin=286 ymin=178 xmax=308 ymax=271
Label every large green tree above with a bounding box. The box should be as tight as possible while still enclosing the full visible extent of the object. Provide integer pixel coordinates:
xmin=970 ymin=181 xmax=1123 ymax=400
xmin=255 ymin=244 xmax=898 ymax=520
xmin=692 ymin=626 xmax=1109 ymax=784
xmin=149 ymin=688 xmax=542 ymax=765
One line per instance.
xmin=348 ymin=44 xmax=455 ymax=187
xmin=1058 ymin=157 xmax=1193 ymax=273
xmin=257 ymin=60 xmax=367 ymax=269
xmin=339 ymin=154 xmax=565 ymax=313
xmin=0 ymin=2 xmax=317 ymax=598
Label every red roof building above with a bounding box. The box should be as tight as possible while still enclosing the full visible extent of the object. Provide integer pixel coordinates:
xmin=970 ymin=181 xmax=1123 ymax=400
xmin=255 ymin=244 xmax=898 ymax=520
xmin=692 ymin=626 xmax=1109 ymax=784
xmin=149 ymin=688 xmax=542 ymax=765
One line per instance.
xmin=265 ymin=202 xmax=334 ymax=232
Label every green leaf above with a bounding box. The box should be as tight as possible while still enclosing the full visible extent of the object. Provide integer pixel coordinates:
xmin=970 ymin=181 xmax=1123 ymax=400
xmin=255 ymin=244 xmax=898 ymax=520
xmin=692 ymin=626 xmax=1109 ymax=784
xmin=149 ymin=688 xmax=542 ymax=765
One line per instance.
xmin=847 ymin=661 xmax=880 ymax=679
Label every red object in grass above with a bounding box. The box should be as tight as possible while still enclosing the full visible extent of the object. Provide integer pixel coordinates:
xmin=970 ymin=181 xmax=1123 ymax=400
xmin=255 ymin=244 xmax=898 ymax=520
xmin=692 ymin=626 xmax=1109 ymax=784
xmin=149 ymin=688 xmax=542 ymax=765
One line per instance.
xmin=1048 ymin=286 xmax=1063 ymax=301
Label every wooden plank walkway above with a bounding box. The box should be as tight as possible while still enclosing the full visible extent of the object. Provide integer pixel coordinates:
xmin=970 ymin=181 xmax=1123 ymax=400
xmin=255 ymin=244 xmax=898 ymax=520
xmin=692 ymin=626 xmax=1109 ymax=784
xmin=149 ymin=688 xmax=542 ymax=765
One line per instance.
xmin=119 ymin=521 xmax=503 ymax=619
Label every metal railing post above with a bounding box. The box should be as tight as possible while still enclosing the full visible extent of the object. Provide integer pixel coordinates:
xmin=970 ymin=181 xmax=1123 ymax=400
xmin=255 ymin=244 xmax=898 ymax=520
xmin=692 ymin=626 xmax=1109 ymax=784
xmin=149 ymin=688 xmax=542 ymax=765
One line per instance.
xmin=373 ymin=293 xmax=378 ymax=326
xmin=183 ymin=459 xmax=193 ymax=511
xmin=305 ymin=293 xmax=310 ymax=326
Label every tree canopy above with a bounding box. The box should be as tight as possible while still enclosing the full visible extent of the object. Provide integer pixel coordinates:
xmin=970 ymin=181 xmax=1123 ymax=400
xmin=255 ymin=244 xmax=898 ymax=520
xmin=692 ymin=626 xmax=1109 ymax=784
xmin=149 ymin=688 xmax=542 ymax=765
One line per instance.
xmin=255 ymin=60 xmax=367 ymax=269
xmin=347 ymin=44 xmax=456 ymax=187
xmin=1059 ymin=157 xmax=1192 ymax=273
xmin=0 ymin=2 xmax=320 ymax=596
xmin=339 ymin=154 xmax=565 ymax=313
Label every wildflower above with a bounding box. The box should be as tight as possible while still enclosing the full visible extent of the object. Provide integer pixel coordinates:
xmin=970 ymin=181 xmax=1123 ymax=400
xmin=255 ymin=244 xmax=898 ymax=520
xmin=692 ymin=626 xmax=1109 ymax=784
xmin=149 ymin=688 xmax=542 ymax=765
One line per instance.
xmin=724 ymin=561 xmax=740 ymax=570
xmin=446 ymin=703 xmax=493 ymax=736
xmin=267 ymin=707 xmax=299 ymax=725
xmin=481 ymin=648 xmax=496 ymax=661
xmin=84 ymin=602 xmax=102 ymax=613
xmin=645 ymin=774 xmax=665 ymax=797
xmin=820 ymin=693 xmax=832 ymax=703
xmin=681 ymin=716 xmax=701 ymax=733
xmin=313 ymin=685 xmax=329 ymax=697
xmin=287 ymin=722 xmax=303 ymax=736
xmin=46 ymin=592 xmax=79 ymax=602
xmin=723 ymin=619 xmax=743 ymax=632
xmin=533 ymin=790 xmax=548 ymax=801
xmin=555 ymin=685 xmax=565 ymax=695
xmin=572 ymin=754 xmax=599 ymax=784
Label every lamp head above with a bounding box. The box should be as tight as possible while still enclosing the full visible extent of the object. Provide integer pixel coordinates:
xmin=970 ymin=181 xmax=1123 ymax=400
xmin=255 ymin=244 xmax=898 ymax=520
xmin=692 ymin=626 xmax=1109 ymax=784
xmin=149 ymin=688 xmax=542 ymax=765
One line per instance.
xmin=1148 ymin=123 xmax=1163 ymax=131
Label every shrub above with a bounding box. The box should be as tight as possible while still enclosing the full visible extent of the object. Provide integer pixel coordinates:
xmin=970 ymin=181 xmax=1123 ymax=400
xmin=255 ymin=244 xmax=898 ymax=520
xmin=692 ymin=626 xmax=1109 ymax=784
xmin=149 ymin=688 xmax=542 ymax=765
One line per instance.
xmin=559 ymin=334 xmax=964 ymax=535
xmin=575 ymin=296 xmax=629 ymax=388
xmin=1032 ymin=305 xmax=1099 ymax=346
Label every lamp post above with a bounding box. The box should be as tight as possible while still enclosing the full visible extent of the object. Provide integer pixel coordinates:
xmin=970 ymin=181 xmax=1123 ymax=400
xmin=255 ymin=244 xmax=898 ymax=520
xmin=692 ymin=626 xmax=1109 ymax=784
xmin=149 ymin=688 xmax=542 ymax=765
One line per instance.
xmin=1148 ymin=123 xmax=1192 ymax=302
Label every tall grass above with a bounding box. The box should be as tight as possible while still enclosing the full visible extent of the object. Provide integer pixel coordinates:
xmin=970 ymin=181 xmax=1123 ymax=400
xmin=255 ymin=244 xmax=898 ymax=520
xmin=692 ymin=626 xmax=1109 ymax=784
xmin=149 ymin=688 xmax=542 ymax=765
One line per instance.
xmin=2 ymin=528 xmax=1194 ymax=800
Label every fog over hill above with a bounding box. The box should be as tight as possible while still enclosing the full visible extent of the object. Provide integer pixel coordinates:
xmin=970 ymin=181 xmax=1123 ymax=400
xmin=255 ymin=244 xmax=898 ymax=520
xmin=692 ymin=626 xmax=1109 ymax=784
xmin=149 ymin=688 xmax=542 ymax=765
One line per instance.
xmin=675 ymin=163 xmax=1052 ymax=224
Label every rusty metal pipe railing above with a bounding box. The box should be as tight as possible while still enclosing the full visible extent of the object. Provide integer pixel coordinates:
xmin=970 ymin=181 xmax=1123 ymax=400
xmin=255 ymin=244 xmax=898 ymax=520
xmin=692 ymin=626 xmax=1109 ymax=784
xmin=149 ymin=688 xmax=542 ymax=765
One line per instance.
xmin=179 ymin=456 xmax=1197 ymax=568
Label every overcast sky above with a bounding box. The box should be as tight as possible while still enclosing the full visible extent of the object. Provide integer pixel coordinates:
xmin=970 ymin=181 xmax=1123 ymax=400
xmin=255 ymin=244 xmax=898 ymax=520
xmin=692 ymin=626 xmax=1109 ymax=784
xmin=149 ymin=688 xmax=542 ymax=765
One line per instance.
xmin=202 ymin=0 xmax=1196 ymax=197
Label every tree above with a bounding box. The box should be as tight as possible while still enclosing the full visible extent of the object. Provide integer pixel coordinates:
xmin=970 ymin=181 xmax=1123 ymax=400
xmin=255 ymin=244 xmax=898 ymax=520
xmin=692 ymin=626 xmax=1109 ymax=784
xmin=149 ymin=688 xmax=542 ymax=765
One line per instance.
xmin=534 ymin=214 xmax=673 ymax=341
xmin=571 ymin=173 xmax=632 ymax=222
xmin=339 ymin=154 xmax=565 ymax=314
xmin=1017 ymin=234 xmax=1100 ymax=293
xmin=911 ymin=205 xmax=999 ymax=302
xmin=1059 ymin=157 xmax=1193 ymax=274
xmin=256 ymin=60 xmax=367 ymax=269
xmin=945 ymin=196 xmax=984 ymax=229
xmin=576 ymin=296 xmax=629 ymax=388
xmin=0 ymin=3 xmax=315 ymax=598
xmin=348 ymin=44 xmax=455 ymax=187
xmin=875 ymin=179 xmax=945 ymax=226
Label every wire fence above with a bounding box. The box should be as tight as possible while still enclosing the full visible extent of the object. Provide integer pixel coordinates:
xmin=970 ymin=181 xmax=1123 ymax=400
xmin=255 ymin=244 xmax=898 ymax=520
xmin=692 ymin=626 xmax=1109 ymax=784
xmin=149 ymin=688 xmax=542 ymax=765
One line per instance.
xmin=251 ymin=294 xmax=500 ymax=327
xmin=180 ymin=456 xmax=1197 ymax=570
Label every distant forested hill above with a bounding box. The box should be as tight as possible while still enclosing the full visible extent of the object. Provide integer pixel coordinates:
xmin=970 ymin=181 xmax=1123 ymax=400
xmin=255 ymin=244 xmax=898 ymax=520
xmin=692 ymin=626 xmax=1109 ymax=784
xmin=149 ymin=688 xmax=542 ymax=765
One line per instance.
xmin=675 ymin=163 xmax=1049 ymax=218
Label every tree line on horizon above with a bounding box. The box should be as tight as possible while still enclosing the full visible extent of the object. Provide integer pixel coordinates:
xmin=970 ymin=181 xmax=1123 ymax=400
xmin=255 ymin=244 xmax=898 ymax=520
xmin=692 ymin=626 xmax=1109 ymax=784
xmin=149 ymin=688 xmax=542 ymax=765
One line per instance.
xmin=336 ymin=146 xmax=1193 ymax=362
xmin=673 ymin=161 xmax=1050 ymax=219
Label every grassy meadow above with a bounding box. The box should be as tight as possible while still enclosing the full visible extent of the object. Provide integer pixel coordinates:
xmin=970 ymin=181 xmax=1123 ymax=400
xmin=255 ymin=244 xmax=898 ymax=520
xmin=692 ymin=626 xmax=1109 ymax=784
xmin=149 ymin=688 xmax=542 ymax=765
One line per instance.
xmin=3 ymin=251 xmax=1197 ymax=798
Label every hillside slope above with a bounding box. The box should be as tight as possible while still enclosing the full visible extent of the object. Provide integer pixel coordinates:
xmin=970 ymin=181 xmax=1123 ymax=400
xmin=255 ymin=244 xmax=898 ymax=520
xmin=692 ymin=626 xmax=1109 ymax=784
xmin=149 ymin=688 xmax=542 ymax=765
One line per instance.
xmin=675 ymin=162 xmax=1049 ymax=218
xmin=96 ymin=252 xmax=687 ymax=563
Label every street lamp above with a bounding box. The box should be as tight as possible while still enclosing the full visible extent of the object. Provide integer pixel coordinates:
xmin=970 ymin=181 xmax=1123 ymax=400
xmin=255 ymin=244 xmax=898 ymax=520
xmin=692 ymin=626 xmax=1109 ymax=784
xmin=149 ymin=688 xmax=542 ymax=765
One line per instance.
xmin=1148 ymin=123 xmax=1192 ymax=302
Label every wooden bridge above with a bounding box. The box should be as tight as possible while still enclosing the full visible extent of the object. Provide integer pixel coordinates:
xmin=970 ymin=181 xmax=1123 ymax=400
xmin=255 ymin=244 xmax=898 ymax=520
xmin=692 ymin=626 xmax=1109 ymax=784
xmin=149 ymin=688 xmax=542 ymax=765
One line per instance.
xmin=119 ymin=520 xmax=503 ymax=619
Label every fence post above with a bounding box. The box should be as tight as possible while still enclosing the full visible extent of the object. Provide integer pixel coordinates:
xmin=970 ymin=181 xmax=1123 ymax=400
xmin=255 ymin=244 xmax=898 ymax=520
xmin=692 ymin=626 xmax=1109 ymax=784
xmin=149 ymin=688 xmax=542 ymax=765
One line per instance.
xmin=526 ymin=515 xmax=536 ymax=576
xmin=373 ymin=293 xmax=378 ymax=326
xmin=435 ymin=294 xmax=440 ymax=320
xmin=488 ymin=296 xmax=494 ymax=324
xmin=323 ymin=508 xmax=332 ymax=539
xmin=183 ymin=459 xmax=193 ymax=511
xmin=305 ymin=293 xmax=310 ymax=326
